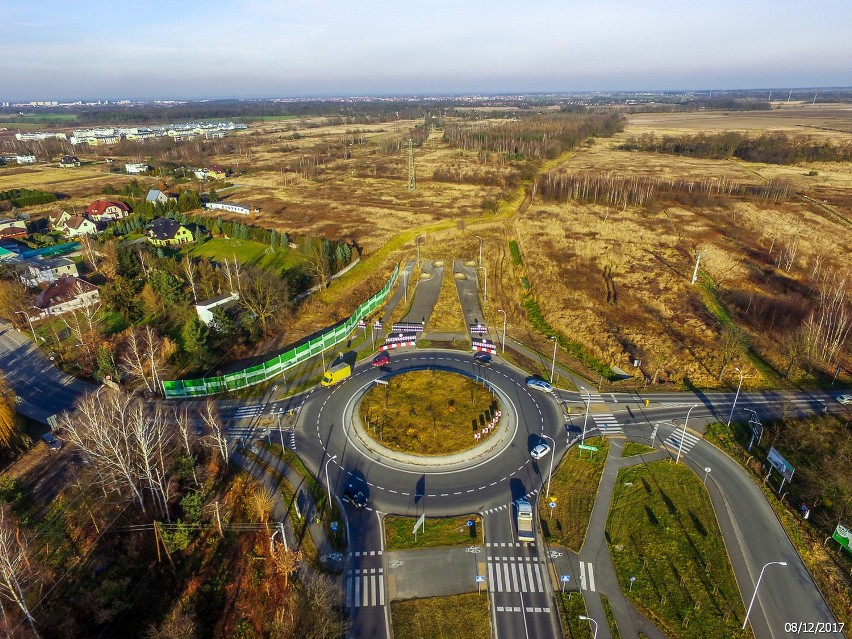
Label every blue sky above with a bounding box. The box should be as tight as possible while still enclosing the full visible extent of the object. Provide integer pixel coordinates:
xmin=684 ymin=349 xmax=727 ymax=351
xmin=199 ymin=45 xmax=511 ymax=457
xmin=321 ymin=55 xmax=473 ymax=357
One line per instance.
xmin=3 ymin=0 xmax=851 ymax=100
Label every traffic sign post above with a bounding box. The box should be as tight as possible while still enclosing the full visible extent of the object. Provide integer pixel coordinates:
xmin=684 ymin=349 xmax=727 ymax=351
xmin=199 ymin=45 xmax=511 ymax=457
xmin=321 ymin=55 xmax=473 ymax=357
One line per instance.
xmin=561 ymin=574 xmax=571 ymax=593
xmin=330 ymin=521 xmax=338 ymax=533
xmin=629 ymin=575 xmax=636 ymax=592
xmin=548 ymin=500 xmax=557 ymax=519
xmin=476 ymin=574 xmax=485 ymax=594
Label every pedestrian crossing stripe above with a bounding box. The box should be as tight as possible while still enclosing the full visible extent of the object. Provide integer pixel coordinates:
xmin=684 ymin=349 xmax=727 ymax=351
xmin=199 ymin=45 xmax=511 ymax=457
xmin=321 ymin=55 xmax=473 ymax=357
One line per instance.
xmin=486 ymin=542 xmax=537 ymax=548
xmin=496 ymin=606 xmax=551 ymax=613
xmin=351 ymin=550 xmax=383 ymax=557
xmin=486 ymin=559 xmax=546 ymax=593
xmin=346 ymin=568 xmax=385 ymax=608
xmin=664 ymin=430 xmax=700 ymax=454
xmin=581 ymin=390 xmax=605 ymax=404
xmin=579 ymin=561 xmax=596 ymax=592
xmin=590 ymin=413 xmax=624 ymax=436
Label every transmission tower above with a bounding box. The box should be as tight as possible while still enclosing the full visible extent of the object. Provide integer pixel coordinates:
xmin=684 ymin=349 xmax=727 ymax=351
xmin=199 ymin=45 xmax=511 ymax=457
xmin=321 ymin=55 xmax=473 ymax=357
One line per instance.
xmin=407 ymin=138 xmax=416 ymax=192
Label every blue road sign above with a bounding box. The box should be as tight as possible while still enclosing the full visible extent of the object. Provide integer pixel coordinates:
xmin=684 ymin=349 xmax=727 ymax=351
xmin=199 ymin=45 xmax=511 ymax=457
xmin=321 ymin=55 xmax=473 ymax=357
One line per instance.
xmin=561 ymin=575 xmax=571 ymax=582
xmin=475 ymin=575 xmax=485 ymax=583
xmin=467 ymin=519 xmax=475 ymax=527
xmin=330 ymin=521 xmax=339 ymax=533
xmin=548 ymin=501 xmax=557 ymax=509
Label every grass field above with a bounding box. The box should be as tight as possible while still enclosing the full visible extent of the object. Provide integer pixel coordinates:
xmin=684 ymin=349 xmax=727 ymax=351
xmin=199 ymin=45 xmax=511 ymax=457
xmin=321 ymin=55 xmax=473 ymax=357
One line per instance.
xmin=425 ymin=263 xmax=467 ymax=332
xmin=557 ymin=592 xmax=593 ymax=639
xmin=622 ymin=442 xmax=656 ymax=457
xmin=539 ymin=437 xmax=608 ymax=552
xmin=607 ymin=461 xmax=750 ymax=639
xmin=391 ymin=593 xmax=490 ymax=639
xmin=384 ymin=515 xmax=482 ymax=550
xmin=359 ymin=370 xmax=500 ymax=455
xmin=188 ymin=237 xmax=304 ymax=272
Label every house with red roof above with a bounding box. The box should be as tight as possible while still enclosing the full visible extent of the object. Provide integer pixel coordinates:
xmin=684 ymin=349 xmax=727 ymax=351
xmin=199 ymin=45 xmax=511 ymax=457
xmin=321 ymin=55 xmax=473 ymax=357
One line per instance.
xmin=33 ymin=274 xmax=100 ymax=318
xmin=61 ymin=215 xmax=99 ymax=237
xmin=85 ymin=200 xmax=130 ymax=223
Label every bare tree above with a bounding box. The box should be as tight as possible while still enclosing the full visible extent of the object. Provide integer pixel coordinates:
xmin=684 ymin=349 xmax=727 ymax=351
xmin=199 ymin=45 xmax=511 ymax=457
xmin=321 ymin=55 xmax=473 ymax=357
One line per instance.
xmin=202 ymin=400 xmax=229 ymax=465
xmin=802 ymin=274 xmax=851 ymax=368
xmin=303 ymin=238 xmax=332 ymax=288
xmin=78 ymin=235 xmax=99 ymax=271
xmin=120 ymin=327 xmax=171 ymax=395
xmin=173 ymin=407 xmax=200 ymax=488
xmin=182 ymin=255 xmax=198 ymax=304
xmin=238 ymin=268 xmax=289 ymax=333
xmin=0 ymin=507 xmax=40 ymax=638
xmin=0 ymin=280 xmax=31 ymax=325
xmin=717 ymin=325 xmax=745 ymax=381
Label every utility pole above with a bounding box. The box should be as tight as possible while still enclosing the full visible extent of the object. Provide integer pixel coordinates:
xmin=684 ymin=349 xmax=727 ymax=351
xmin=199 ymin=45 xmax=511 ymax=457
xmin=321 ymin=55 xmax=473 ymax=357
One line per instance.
xmin=407 ymin=138 xmax=415 ymax=192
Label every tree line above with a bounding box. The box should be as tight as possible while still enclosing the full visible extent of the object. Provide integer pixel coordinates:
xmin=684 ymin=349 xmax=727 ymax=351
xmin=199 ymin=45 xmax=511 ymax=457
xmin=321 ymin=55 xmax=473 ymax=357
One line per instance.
xmin=619 ymin=131 xmax=852 ymax=164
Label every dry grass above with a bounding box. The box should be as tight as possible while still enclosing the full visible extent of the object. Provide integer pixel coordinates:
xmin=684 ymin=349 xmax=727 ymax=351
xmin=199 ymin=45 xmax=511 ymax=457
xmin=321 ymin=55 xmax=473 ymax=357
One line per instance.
xmin=426 ymin=262 xmax=467 ymax=332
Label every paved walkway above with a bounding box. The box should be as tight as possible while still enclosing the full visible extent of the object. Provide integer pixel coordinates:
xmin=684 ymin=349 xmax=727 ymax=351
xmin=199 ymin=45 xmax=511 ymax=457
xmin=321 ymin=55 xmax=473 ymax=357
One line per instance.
xmin=386 ymin=545 xmax=485 ymax=600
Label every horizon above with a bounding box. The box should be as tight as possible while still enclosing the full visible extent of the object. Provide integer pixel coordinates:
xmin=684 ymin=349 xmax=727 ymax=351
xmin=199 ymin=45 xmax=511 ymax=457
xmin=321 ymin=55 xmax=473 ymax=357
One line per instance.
xmin=3 ymin=0 xmax=851 ymax=102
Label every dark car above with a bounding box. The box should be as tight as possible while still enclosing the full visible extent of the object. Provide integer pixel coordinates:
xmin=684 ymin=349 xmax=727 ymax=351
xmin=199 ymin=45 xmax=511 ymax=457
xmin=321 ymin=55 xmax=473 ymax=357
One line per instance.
xmin=343 ymin=482 xmax=368 ymax=509
xmin=473 ymin=352 xmax=493 ymax=366
xmin=41 ymin=433 xmax=63 ymax=451
xmin=372 ymin=352 xmax=390 ymax=367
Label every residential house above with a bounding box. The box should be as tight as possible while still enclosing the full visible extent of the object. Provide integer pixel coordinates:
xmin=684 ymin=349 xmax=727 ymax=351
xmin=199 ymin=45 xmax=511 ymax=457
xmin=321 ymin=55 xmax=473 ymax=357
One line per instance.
xmin=20 ymin=256 xmax=78 ymax=286
xmin=62 ymin=215 xmax=99 ymax=237
xmin=0 ymin=224 xmax=28 ymax=240
xmin=203 ymin=201 xmax=250 ymax=215
xmin=15 ymin=155 xmax=36 ymax=164
xmin=195 ymin=292 xmax=239 ymax=325
xmin=207 ymin=165 xmax=227 ymax=180
xmin=48 ymin=209 xmax=73 ymax=231
xmin=125 ymin=162 xmax=150 ymax=175
xmin=0 ymin=219 xmax=27 ymax=234
xmin=59 ymin=155 xmax=81 ymax=168
xmin=33 ymin=275 xmax=100 ymax=318
xmin=193 ymin=168 xmax=208 ymax=180
xmin=146 ymin=189 xmax=170 ymax=206
xmin=85 ymin=200 xmax=130 ymax=223
xmin=148 ymin=217 xmax=195 ymax=246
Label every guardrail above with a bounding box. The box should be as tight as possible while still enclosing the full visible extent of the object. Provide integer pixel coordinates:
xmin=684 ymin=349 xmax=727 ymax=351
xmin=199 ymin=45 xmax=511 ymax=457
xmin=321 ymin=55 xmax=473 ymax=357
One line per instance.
xmin=161 ymin=263 xmax=400 ymax=398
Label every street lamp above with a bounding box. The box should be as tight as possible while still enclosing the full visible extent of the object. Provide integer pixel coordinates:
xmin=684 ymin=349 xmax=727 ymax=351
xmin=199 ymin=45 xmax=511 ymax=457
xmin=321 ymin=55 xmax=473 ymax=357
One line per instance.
xmin=727 ymin=367 xmax=745 ymax=427
xmin=548 ymin=335 xmax=558 ymax=384
xmin=324 ymin=455 xmax=337 ymax=509
xmin=578 ymin=615 xmax=598 ymax=639
xmin=478 ymin=266 xmax=487 ymax=304
xmin=742 ymin=561 xmax=788 ymax=631
xmin=497 ymin=309 xmax=507 ymax=353
xmin=675 ymin=404 xmax=698 ymax=465
xmin=415 ymin=235 xmax=424 ymax=268
xmin=14 ymin=311 xmax=37 ymax=343
xmin=580 ymin=386 xmax=590 ymax=445
xmin=475 ymin=235 xmax=483 ymax=267
xmin=541 ymin=434 xmax=556 ymax=499
xmin=403 ymin=267 xmax=409 ymax=303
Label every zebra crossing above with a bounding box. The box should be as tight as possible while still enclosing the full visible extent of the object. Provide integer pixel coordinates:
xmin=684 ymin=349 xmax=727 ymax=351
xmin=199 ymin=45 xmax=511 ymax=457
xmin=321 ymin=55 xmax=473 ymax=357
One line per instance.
xmin=589 ymin=412 xmax=624 ymax=437
xmin=663 ymin=429 xmax=701 ymax=456
xmin=578 ymin=560 xmax=596 ymax=592
xmin=228 ymin=404 xmax=265 ymax=420
xmin=580 ymin=389 xmax=605 ymax=404
xmin=486 ymin=556 xmax=547 ymax=593
xmin=345 ymin=567 xmax=385 ymax=608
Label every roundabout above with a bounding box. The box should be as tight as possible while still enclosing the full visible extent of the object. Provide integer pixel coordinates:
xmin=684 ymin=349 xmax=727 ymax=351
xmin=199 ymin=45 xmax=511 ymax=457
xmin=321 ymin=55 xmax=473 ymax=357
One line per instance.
xmin=298 ymin=349 xmax=566 ymax=517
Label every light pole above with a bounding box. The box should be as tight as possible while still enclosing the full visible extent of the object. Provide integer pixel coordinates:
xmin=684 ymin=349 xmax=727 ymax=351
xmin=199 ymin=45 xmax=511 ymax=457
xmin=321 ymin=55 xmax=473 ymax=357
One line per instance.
xmin=580 ymin=386 xmax=590 ymax=445
xmin=475 ymin=235 xmax=483 ymax=267
xmin=403 ymin=267 xmax=409 ymax=303
xmin=727 ymin=367 xmax=744 ymax=427
xmin=416 ymin=235 xmax=424 ymax=268
xmin=497 ymin=309 xmax=507 ymax=353
xmin=703 ymin=467 xmax=711 ymax=484
xmin=549 ymin=335 xmax=558 ymax=384
xmin=578 ymin=615 xmax=598 ymax=639
xmin=478 ymin=266 xmax=487 ymax=304
xmin=324 ymin=454 xmax=337 ymax=510
xmin=675 ymin=404 xmax=698 ymax=465
xmin=14 ymin=311 xmax=37 ymax=343
xmin=742 ymin=561 xmax=788 ymax=631
xmin=542 ymin=434 xmax=556 ymax=499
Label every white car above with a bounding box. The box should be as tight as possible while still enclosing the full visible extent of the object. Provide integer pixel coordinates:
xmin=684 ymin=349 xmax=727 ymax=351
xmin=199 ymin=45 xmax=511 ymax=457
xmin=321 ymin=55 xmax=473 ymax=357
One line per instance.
xmin=526 ymin=377 xmax=553 ymax=393
xmin=530 ymin=443 xmax=551 ymax=460
xmin=836 ymin=394 xmax=852 ymax=406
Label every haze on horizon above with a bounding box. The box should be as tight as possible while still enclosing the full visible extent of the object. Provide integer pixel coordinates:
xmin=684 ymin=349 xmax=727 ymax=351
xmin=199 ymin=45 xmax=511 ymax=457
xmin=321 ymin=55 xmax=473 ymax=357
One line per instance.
xmin=3 ymin=0 xmax=851 ymax=102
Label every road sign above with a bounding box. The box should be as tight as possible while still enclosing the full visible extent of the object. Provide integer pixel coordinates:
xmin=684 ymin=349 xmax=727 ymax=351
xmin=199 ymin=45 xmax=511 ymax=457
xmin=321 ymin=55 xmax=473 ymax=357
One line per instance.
xmin=833 ymin=523 xmax=851 ymax=554
xmin=578 ymin=444 xmax=598 ymax=451
xmin=475 ymin=575 xmax=485 ymax=583
xmin=548 ymin=501 xmax=556 ymax=509
xmin=466 ymin=519 xmax=474 ymax=527
xmin=768 ymin=446 xmax=795 ymax=482
xmin=330 ymin=521 xmax=338 ymax=533
xmin=413 ymin=513 xmax=425 ymax=536
xmin=548 ymin=495 xmax=558 ymax=503
xmin=46 ymin=414 xmax=58 ymax=431
xmin=561 ymin=575 xmax=570 ymax=582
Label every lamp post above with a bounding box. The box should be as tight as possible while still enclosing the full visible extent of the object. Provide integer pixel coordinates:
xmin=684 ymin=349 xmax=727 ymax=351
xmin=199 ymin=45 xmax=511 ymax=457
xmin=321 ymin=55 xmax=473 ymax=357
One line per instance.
xmin=324 ymin=454 xmax=337 ymax=509
xmin=580 ymin=386 xmax=590 ymax=445
xmin=578 ymin=615 xmax=598 ymax=639
xmin=549 ymin=335 xmax=558 ymax=384
xmin=742 ymin=561 xmax=788 ymax=631
xmin=14 ymin=311 xmax=37 ymax=343
xmin=475 ymin=235 xmax=483 ymax=267
xmin=727 ymin=367 xmax=744 ymax=427
xmin=497 ymin=309 xmax=507 ymax=353
xmin=675 ymin=404 xmax=698 ymax=465
xmin=416 ymin=235 xmax=424 ymax=268
xmin=541 ymin=434 xmax=556 ymax=499
xmin=403 ymin=267 xmax=409 ymax=303
xmin=478 ymin=266 xmax=487 ymax=304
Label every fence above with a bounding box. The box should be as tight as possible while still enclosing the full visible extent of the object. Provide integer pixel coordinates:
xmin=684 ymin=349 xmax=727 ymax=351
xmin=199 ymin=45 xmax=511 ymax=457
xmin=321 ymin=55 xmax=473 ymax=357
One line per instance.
xmin=161 ymin=264 xmax=400 ymax=398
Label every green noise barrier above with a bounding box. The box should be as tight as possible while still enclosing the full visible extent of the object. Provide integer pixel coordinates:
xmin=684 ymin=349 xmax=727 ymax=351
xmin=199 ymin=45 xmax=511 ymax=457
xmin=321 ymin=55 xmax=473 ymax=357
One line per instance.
xmin=161 ymin=263 xmax=400 ymax=398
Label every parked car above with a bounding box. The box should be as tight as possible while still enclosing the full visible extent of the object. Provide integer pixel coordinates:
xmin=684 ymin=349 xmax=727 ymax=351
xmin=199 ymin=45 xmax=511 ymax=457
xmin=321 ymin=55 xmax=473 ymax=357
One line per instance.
xmin=530 ymin=442 xmax=551 ymax=460
xmin=836 ymin=394 xmax=852 ymax=405
xmin=342 ymin=482 xmax=368 ymax=509
xmin=526 ymin=377 xmax=553 ymax=393
xmin=372 ymin=353 xmax=390 ymax=367
xmin=473 ymin=352 xmax=493 ymax=366
xmin=41 ymin=433 xmax=63 ymax=451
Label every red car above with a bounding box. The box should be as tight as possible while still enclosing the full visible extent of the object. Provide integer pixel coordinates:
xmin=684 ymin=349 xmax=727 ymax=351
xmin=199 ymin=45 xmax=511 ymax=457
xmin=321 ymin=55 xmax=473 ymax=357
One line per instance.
xmin=372 ymin=353 xmax=390 ymax=367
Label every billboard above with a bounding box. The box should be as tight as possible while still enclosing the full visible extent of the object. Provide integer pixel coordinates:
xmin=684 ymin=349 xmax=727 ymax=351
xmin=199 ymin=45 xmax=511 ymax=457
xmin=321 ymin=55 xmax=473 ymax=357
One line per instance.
xmin=833 ymin=524 xmax=851 ymax=554
xmin=767 ymin=446 xmax=795 ymax=482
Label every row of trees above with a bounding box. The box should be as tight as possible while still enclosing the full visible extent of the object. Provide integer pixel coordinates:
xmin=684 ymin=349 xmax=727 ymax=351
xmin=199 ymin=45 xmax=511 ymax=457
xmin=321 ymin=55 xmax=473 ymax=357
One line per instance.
xmin=535 ymin=171 xmax=793 ymax=208
xmin=619 ymin=131 xmax=852 ymax=164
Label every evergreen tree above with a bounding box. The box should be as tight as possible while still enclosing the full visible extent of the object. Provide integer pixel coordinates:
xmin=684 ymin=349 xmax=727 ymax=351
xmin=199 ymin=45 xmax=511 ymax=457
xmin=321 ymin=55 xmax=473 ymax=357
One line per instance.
xmin=181 ymin=316 xmax=208 ymax=356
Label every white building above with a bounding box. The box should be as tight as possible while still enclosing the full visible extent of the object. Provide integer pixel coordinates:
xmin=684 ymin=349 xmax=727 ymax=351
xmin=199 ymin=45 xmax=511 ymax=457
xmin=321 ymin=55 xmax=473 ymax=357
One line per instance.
xmin=195 ymin=292 xmax=239 ymax=325
xmin=204 ymin=201 xmax=250 ymax=215
xmin=15 ymin=155 xmax=36 ymax=164
xmin=125 ymin=162 xmax=150 ymax=175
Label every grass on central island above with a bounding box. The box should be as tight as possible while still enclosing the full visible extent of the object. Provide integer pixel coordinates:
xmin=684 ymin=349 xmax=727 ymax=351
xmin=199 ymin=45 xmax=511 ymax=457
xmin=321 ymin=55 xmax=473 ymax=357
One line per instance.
xmin=539 ymin=437 xmax=609 ymax=552
xmin=359 ymin=370 xmax=500 ymax=455
xmin=384 ymin=515 xmax=482 ymax=551
xmin=607 ymin=461 xmax=751 ymax=639
xmin=391 ymin=593 xmax=490 ymax=639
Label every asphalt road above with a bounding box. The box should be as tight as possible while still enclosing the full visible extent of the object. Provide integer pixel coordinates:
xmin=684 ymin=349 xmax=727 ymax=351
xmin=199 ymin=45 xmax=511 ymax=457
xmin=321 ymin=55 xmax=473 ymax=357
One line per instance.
xmin=401 ymin=259 xmax=443 ymax=327
xmin=453 ymin=259 xmax=487 ymax=330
